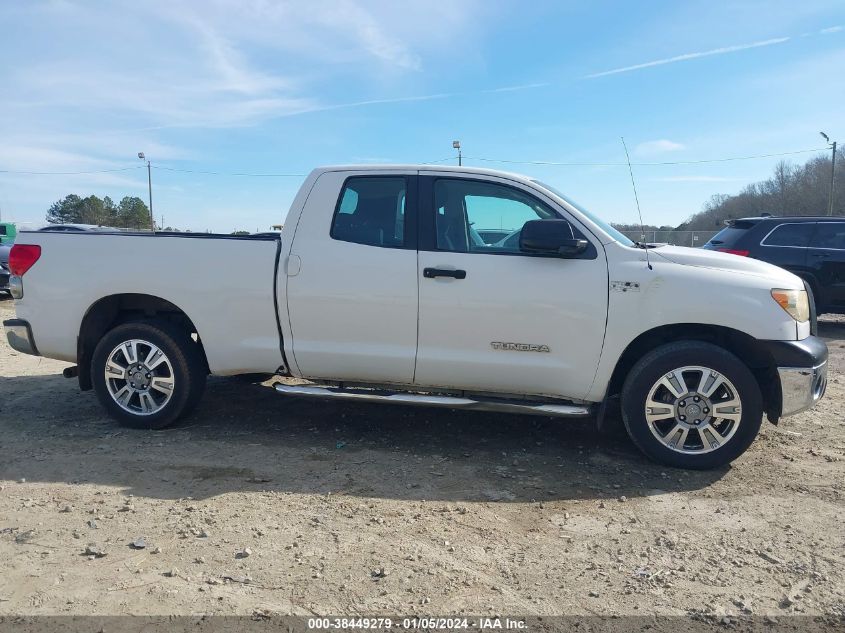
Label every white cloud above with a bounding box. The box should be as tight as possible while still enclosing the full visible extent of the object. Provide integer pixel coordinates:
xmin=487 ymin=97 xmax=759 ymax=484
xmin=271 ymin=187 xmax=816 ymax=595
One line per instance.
xmin=0 ymin=0 xmax=493 ymax=227
xmin=635 ymin=140 xmax=686 ymax=156
xmin=2 ymin=0 xmax=484 ymax=133
xmin=321 ymin=0 xmax=422 ymax=70
xmin=820 ymin=25 xmax=842 ymax=34
xmin=0 ymin=145 xmax=128 ymax=173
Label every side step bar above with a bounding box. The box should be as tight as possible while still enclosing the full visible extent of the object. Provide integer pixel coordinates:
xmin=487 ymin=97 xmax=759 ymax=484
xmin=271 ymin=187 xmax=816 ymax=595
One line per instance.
xmin=274 ymin=384 xmax=592 ymax=418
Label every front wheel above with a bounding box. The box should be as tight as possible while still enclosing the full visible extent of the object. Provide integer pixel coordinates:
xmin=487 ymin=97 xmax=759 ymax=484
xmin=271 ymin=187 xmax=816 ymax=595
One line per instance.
xmin=621 ymin=341 xmax=763 ymax=469
xmin=91 ymin=321 xmax=206 ymax=429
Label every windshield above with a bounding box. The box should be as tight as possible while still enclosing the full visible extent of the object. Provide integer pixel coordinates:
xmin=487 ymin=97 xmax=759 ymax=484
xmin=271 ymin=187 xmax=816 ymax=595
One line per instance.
xmin=532 ymin=180 xmax=636 ymax=247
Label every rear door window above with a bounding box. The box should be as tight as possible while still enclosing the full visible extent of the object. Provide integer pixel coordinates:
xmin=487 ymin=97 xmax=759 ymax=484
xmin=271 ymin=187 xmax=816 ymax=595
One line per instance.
xmin=761 ymin=223 xmax=815 ymax=247
xmin=810 ymin=222 xmax=845 ymax=250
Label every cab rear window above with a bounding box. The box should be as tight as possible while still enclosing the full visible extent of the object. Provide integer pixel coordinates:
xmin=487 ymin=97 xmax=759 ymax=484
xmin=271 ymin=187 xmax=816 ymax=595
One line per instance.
xmin=330 ymin=177 xmax=406 ymax=248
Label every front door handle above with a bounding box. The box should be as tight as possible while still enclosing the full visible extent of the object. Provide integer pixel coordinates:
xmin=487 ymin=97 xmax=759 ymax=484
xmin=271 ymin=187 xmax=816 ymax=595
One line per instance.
xmin=810 ymin=251 xmax=831 ymax=258
xmin=423 ymin=267 xmax=467 ymax=280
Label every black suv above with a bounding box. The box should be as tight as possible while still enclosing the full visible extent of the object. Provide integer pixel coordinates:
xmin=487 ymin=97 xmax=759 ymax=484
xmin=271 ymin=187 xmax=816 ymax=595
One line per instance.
xmin=703 ymin=216 xmax=845 ymax=314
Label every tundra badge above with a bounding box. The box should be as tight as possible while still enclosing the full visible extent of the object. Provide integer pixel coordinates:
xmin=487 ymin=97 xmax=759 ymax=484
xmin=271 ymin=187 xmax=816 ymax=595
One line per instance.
xmin=491 ymin=342 xmax=551 ymax=352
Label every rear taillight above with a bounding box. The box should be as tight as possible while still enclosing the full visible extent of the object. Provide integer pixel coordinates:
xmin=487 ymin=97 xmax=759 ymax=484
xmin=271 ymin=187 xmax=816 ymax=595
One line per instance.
xmin=717 ymin=248 xmax=749 ymax=257
xmin=9 ymin=244 xmax=42 ymax=275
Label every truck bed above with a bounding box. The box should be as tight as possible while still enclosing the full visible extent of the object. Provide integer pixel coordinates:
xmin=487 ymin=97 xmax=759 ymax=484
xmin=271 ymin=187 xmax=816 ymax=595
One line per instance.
xmin=12 ymin=231 xmax=285 ymax=375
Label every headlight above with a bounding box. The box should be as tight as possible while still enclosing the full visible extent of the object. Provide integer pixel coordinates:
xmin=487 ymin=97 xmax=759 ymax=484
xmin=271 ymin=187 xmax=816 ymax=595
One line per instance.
xmin=771 ymin=289 xmax=809 ymax=322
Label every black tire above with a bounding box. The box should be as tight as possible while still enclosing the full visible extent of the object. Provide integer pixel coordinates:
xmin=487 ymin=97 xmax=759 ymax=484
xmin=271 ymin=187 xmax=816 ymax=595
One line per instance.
xmin=91 ymin=320 xmax=206 ymax=429
xmin=621 ymin=341 xmax=763 ymax=470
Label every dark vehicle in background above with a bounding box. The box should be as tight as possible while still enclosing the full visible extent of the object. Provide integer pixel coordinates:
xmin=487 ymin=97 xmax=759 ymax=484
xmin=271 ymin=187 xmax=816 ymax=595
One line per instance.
xmin=703 ymin=216 xmax=845 ymax=314
xmin=0 ymin=244 xmax=10 ymax=295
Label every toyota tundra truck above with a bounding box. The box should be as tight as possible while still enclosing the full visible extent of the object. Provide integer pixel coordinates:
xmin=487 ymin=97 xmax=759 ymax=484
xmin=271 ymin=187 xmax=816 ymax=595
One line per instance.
xmin=3 ymin=165 xmax=828 ymax=469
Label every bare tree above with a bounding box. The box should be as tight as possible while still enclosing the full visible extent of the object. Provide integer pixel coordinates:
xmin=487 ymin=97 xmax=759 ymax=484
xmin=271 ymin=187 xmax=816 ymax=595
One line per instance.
xmin=679 ymin=154 xmax=844 ymax=230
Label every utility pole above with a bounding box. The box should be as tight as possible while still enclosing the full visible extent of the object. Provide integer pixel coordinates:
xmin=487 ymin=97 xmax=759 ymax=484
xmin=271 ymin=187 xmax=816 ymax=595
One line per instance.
xmin=820 ymin=133 xmax=837 ymax=216
xmin=138 ymin=152 xmax=154 ymax=230
xmin=453 ymin=140 xmax=462 ymax=166
xmin=828 ymin=141 xmax=837 ymax=216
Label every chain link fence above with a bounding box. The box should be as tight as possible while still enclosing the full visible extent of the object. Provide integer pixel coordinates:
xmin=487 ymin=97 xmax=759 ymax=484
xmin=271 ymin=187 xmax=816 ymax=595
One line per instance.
xmin=618 ymin=230 xmax=720 ymax=247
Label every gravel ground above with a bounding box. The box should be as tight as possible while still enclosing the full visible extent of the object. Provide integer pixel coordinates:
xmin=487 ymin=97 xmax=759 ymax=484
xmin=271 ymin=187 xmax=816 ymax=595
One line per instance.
xmin=1 ymin=294 xmax=843 ymax=622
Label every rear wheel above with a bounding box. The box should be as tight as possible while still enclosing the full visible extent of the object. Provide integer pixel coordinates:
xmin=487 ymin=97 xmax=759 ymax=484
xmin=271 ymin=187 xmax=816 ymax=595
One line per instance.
xmin=91 ymin=321 xmax=206 ymax=429
xmin=621 ymin=341 xmax=763 ymax=469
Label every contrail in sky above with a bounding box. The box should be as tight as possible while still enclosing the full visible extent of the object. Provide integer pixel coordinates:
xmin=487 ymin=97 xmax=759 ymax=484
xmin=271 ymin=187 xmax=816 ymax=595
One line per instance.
xmin=586 ymin=36 xmax=792 ymax=78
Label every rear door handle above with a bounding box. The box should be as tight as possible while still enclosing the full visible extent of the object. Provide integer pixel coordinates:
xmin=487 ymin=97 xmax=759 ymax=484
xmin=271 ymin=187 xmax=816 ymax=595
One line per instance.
xmin=423 ymin=267 xmax=467 ymax=279
xmin=811 ymin=252 xmax=831 ymax=258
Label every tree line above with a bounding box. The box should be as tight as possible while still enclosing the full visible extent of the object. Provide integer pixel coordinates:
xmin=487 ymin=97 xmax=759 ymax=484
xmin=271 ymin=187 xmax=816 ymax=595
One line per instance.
xmin=48 ymin=154 xmax=841 ymax=235
xmin=611 ymin=154 xmax=842 ymax=234
xmin=47 ymin=194 xmax=152 ymax=229
xmin=676 ymin=155 xmax=843 ymax=231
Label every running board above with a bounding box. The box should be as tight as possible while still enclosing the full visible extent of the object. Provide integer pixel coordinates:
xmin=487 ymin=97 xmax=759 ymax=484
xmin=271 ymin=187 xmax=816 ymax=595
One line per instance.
xmin=274 ymin=384 xmax=591 ymax=418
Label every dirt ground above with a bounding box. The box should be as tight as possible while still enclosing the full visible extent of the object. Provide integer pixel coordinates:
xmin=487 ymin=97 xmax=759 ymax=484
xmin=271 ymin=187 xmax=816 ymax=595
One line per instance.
xmin=1 ymin=294 xmax=843 ymax=622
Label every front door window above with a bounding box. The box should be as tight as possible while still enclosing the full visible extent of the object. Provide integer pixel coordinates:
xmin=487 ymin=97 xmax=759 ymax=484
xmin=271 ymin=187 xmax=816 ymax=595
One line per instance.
xmin=434 ymin=179 xmax=557 ymax=254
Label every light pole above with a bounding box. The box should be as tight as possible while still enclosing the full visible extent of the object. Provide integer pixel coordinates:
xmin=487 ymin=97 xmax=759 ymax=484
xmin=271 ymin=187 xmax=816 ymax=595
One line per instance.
xmin=820 ymin=132 xmax=837 ymax=216
xmin=453 ymin=140 xmax=462 ymax=166
xmin=138 ymin=152 xmax=155 ymax=230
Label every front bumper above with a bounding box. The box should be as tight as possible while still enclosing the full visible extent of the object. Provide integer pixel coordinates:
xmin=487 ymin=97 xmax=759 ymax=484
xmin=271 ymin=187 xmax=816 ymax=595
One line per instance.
xmin=763 ymin=336 xmax=828 ymax=418
xmin=3 ymin=318 xmax=39 ymax=356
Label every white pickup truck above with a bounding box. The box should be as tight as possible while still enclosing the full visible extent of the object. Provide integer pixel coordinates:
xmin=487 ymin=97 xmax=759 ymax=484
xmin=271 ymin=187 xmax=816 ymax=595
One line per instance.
xmin=4 ymin=165 xmax=828 ymax=469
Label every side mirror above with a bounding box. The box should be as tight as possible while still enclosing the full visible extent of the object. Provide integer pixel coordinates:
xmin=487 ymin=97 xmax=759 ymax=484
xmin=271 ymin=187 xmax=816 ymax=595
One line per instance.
xmin=519 ymin=219 xmax=588 ymax=257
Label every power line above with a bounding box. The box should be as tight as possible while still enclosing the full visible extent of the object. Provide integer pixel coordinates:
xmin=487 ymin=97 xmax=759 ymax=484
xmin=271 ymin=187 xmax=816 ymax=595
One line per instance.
xmin=153 ymin=166 xmax=306 ymax=177
xmin=0 ymin=165 xmax=143 ymax=175
xmin=0 ymin=146 xmax=831 ymax=177
xmin=466 ymin=147 xmax=828 ymax=167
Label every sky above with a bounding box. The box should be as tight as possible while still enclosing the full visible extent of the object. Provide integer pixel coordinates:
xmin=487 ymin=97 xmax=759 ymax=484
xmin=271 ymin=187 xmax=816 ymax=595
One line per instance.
xmin=0 ymin=0 xmax=844 ymax=232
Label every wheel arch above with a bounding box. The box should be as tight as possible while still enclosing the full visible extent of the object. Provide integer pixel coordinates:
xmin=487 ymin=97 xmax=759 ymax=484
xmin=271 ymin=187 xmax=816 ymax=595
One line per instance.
xmin=602 ymin=323 xmax=781 ymax=425
xmin=78 ymin=293 xmax=209 ymax=390
xmin=793 ymin=272 xmax=823 ymax=315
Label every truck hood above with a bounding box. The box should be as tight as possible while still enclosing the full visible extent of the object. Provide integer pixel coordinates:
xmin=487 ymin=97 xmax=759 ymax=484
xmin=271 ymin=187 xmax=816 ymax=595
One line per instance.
xmin=652 ymin=245 xmax=801 ymax=287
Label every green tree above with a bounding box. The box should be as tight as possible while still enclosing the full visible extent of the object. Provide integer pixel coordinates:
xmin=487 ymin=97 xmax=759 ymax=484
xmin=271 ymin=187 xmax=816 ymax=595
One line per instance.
xmin=47 ymin=194 xmax=151 ymax=229
xmin=103 ymin=196 xmax=117 ymax=222
xmin=116 ymin=196 xmax=152 ymax=229
xmin=46 ymin=194 xmax=84 ymax=224
xmin=78 ymin=195 xmax=107 ymax=225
